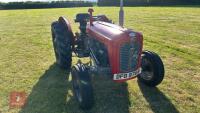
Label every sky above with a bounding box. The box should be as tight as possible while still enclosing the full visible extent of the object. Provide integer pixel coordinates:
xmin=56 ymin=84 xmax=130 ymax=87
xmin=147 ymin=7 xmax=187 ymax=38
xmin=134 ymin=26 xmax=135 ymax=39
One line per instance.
xmin=0 ymin=0 xmax=97 ymax=3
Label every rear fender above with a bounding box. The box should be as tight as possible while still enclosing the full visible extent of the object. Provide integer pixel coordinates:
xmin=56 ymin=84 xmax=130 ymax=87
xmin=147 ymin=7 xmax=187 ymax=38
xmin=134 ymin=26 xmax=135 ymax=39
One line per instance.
xmin=58 ymin=16 xmax=75 ymax=49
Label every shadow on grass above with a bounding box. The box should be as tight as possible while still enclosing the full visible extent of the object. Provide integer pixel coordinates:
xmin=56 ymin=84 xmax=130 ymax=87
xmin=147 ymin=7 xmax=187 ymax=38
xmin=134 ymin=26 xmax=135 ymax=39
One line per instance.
xmin=19 ymin=63 xmax=71 ymax=113
xmin=20 ymin=63 xmax=130 ymax=113
xmin=138 ymin=81 xmax=179 ymax=113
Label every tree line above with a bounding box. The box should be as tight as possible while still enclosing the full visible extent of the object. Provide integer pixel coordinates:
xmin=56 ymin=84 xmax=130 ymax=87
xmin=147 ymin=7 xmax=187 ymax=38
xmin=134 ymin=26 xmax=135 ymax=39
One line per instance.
xmin=0 ymin=0 xmax=199 ymax=10
xmin=0 ymin=1 xmax=93 ymax=10
xmin=97 ymin=0 xmax=200 ymax=6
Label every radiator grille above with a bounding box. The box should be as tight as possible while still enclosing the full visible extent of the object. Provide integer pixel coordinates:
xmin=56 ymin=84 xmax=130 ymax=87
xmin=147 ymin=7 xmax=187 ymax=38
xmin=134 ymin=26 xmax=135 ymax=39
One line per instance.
xmin=120 ymin=42 xmax=140 ymax=72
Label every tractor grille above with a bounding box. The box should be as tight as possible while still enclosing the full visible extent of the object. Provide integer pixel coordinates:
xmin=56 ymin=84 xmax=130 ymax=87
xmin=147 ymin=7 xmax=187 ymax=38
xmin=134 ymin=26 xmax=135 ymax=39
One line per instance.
xmin=120 ymin=41 xmax=141 ymax=72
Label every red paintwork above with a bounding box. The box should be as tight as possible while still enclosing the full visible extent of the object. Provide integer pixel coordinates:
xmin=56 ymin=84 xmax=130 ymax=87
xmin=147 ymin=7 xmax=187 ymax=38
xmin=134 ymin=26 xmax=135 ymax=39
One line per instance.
xmin=87 ymin=21 xmax=143 ymax=82
xmin=58 ymin=14 xmax=143 ymax=82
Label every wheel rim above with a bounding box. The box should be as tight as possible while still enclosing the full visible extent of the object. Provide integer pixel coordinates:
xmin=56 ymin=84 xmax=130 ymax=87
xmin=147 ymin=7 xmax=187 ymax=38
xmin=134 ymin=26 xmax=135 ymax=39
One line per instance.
xmin=140 ymin=57 xmax=154 ymax=80
xmin=72 ymin=72 xmax=82 ymax=102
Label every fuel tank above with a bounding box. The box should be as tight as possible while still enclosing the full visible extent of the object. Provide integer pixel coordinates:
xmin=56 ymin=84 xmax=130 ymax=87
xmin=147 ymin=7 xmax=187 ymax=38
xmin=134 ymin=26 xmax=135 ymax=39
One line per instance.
xmin=86 ymin=21 xmax=143 ymax=82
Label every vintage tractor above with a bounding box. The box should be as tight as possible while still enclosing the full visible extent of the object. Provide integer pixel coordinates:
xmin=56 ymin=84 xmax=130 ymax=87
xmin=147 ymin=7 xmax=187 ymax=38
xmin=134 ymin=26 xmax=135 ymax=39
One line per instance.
xmin=51 ymin=1 xmax=164 ymax=110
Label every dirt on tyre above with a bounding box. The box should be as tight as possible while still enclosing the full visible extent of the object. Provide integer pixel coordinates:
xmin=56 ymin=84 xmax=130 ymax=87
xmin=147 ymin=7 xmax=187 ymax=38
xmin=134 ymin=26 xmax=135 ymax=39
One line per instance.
xmin=138 ymin=51 xmax=165 ymax=87
xmin=71 ymin=63 xmax=94 ymax=110
xmin=51 ymin=21 xmax=73 ymax=70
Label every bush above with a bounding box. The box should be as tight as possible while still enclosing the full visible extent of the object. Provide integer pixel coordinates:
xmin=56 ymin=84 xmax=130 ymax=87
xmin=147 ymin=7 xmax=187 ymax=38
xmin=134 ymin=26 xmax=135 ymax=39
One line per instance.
xmin=0 ymin=1 xmax=93 ymax=10
xmin=97 ymin=0 xmax=200 ymax=6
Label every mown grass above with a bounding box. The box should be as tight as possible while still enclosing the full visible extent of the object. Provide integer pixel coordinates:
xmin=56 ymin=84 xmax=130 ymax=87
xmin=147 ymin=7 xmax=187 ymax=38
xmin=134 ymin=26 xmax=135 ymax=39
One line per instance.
xmin=0 ymin=7 xmax=200 ymax=113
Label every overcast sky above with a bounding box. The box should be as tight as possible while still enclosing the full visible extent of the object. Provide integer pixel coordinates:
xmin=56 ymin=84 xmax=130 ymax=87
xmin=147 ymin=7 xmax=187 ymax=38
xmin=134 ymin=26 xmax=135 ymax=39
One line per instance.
xmin=0 ymin=0 xmax=97 ymax=3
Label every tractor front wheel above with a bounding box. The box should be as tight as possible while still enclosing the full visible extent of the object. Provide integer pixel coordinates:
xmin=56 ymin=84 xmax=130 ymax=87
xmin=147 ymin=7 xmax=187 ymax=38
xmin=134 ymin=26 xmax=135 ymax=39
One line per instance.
xmin=138 ymin=51 xmax=165 ymax=87
xmin=71 ymin=63 xmax=94 ymax=109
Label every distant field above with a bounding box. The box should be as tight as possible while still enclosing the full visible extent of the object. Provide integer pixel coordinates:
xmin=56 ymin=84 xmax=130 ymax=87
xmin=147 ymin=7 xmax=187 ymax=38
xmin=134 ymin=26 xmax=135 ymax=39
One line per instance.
xmin=0 ymin=7 xmax=200 ymax=113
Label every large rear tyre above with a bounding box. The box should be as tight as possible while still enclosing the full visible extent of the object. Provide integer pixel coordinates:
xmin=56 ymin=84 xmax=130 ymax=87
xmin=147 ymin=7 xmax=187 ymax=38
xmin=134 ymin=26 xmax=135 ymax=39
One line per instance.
xmin=71 ymin=63 xmax=94 ymax=110
xmin=138 ymin=51 xmax=165 ymax=87
xmin=51 ymin=21 xmax=73 ymax=70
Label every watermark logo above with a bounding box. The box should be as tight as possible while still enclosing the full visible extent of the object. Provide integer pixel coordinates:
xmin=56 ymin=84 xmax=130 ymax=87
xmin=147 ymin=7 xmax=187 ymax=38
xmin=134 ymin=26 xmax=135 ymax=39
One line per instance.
xmin=9 ymin=91 xmax=27 ymax=108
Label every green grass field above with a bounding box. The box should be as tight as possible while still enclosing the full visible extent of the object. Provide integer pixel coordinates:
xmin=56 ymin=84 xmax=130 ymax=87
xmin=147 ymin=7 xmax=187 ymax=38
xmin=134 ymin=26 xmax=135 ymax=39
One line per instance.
xmin=0 ymin=7 xmax=200 ymax=113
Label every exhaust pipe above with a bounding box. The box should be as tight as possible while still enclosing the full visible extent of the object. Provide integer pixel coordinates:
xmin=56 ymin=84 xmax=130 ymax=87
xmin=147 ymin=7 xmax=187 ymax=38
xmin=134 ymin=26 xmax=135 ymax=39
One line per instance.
xmin=119 ymin=0 xmax=124 ymax=27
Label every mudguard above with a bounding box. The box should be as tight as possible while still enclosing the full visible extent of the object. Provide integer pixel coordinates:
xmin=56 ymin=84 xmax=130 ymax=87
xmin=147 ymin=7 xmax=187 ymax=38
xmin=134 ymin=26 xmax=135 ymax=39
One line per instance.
xmin=58 ymin=16 xmax=75 ymax=48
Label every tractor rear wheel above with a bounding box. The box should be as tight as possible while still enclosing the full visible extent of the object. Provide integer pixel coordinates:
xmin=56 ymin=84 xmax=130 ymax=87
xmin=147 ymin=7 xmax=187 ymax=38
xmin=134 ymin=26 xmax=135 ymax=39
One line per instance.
xmin=71 ymin=63 xmax=94 ymax=110
xmin=138 ymin=51 xmax=165 ymax=87
xmin=51 ymin=21 xmax=73 ymax=70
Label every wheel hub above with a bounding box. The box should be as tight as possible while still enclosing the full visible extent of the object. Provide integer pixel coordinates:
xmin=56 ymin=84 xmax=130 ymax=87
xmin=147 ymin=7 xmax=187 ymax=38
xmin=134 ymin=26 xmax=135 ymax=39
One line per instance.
xmin=140 ymin=57 xmax=154 ymax=80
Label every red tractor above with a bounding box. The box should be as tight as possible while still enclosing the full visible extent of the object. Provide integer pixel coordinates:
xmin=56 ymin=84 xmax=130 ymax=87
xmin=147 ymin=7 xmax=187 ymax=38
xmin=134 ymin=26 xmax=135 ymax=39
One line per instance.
xmin=51 ymin=5 xmax=164 ymax=110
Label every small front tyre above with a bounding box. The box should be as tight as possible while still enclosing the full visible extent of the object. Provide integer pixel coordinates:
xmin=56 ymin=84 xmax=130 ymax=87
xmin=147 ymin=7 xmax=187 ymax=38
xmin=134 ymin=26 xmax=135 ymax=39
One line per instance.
xmin=138 ymin=51 xmax=165 ymax=87
xmin=71 ymin=63 xmax=94 ymax=110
